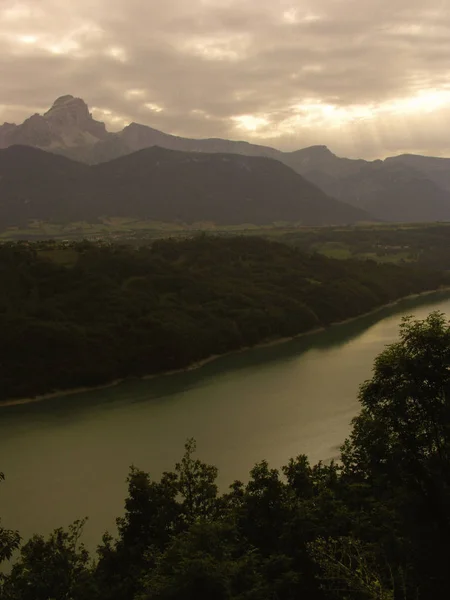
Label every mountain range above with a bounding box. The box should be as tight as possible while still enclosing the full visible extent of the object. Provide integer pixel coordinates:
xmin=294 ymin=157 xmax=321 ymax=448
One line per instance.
xmin=0 ymin=145 xmax=368 ymax=229
xmin=2 ymin=95 xmax=450 ymax=225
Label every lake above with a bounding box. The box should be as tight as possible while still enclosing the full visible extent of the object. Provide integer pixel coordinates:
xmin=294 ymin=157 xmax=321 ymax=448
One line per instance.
xmin=1 ymin=291 xmax=450 ymax=551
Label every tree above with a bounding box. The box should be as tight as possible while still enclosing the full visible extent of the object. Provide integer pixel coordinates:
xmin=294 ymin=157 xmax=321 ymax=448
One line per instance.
xmin=175 ymin=439 xmax=219 ymax=523
xmin=342 ymin=312 xmax=450 ymax=503
xmin=341 ymin=312 xmax=450 ymax=597
xmin=0 ymin=472 xmax=20 ymax=567
xmin=94 ymin=440 xmax=220 ymax=600
xmin=309 ymin=536 xmax=395 ymax=600
xmin=233 ymin=461 xmax=289 ymax=557
xmin=1 ymin=519 xmax=93 ymax=600
xmin=138 ymin=521 xmax=267 ymax=600
xmin=95 ymin=468 xmax=181 ymax=600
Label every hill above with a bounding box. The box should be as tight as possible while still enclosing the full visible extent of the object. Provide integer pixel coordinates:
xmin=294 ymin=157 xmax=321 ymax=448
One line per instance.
xmin=0 ymin=145 xmax=369 ymax=229
xmin=88 ymin=146 xmax=368 ymax=225
xmin=0 ymin=145 xmax=90 ymax=228
xmin=0 ymin=235 xmax=445 ymax=401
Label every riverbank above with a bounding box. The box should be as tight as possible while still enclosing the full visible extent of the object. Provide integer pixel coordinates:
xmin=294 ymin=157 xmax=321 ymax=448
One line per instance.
xmin=2 ymin=286 xmax=449 ymax=408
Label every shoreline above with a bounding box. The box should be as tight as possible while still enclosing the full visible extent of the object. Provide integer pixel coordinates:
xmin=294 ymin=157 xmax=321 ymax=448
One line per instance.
xmin=2 ymin=286 xmax=450 ymax=408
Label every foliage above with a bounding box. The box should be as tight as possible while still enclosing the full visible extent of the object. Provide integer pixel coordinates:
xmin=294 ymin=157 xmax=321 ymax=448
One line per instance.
xmin=308 ymin=537 xmax=394 ymax=600
xmin=0 ymin=473 xmax=20 ymax=569
xmin=137 ymin=522 xmax=268 ymax=600
xmin=175 ymin=438 xmax=219 ymax=523
xmin=341 ymin=311 xmax=450 ymax=598
xmin=0 ymin=520 xmax=92 ymax=600
xmin=0 ymin=236 xmax=445 ymax=402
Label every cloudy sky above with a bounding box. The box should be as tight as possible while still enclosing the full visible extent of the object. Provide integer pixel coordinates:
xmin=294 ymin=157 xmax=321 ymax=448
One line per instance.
xmin=1 ymin=0 xmax=450 ymax=159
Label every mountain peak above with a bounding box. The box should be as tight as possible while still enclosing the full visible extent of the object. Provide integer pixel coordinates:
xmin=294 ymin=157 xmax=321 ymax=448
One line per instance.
xmin=122 ymin=121 xmax=161 ymax=134
xmin=304 ymin=145 xmax=334 ymax=156
xmin=51 ymin=94 xmax=76 ymax=106
xmin=42 ymin=95 xmax=109 ymax=145
xmin=44 ymin=95 xmax=90 ymax=121
xmin=0 ymin=95 xmax=110 ymax=151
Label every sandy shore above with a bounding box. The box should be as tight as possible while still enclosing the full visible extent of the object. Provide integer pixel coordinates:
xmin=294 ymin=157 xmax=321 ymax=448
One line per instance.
xmin=2 ymin=286 xmax=449 ymax=408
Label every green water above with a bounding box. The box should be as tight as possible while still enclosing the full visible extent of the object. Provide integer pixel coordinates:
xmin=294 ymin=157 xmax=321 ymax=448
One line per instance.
xmin=1 ymin=292 xmax=450 ymax=550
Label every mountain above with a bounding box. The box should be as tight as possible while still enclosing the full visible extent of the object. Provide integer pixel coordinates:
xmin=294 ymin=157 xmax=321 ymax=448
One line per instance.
xmin=0 ymin=95 xmax=282 ymax=164
xmin=0 ymin=145 xmax=369 ymax=230
xmin=89 ymin=146 xmax=369 ymax=225
xmin=119 ymin=122 xmax=281 ymax=158
xmin=385 ymin=154 xmax=450 ymax=192
xmin=285 ymin=147 xmax=450 ymax=222
xmin=2 ymin=96 xmax=450 ymax=223
xmin=0 ymin=146 xmax=89 ymax=228
xmin=283 ymin=145 xmax=369 ymax=178
xmin=55 ymin=121 xmax=284 ymax=165
xmin=0 ymin=95 xmax=110 ymax=151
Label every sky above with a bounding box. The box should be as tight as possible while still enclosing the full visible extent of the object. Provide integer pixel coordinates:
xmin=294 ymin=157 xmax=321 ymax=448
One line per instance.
xmin=1 ymin=0 xmax=450 ymax=159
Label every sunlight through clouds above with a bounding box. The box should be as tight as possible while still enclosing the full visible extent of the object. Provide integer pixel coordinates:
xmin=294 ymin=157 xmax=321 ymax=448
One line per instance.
xmin=2 ymin=16 xmax=103 ymax=57
xmin=229 ymin=90 xmax=450 ymax=149
xmin=125 ymin=89 xmax=146 ymax=99
xmin=385 ymin=90 xmax=450 ymax=115
xmin=106 ymin=46 xmax=127 ymax=62
xmin=232 ymin=115 xmax=270 ymax=132
xmin=91 ymin=106 xmax=130 ymax=128
xmin=178 ymin=34 xmax=250 ymax=61
xmin=2 ymin=2 xmax=34 ymax=21
xmin=145 ymin=103 xmax=164 ymax=113
xmin=282 ymin=9 xmax=322 ymax=24
xmin=17 ymin=35 xmax=38 ymax=45
xmin=1 ymin=0 xmax=450 ymax=157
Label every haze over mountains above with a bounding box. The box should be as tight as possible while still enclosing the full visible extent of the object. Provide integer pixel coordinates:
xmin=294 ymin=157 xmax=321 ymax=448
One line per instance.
xmin=0 ymin=145 xmax=368 ymax=229
xmin=2 ymin=95 xmax=450 ymax=226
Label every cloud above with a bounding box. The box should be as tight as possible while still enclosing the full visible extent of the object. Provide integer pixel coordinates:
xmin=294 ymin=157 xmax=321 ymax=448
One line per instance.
xmin=1 ymin=0 xmax=450 ymax=158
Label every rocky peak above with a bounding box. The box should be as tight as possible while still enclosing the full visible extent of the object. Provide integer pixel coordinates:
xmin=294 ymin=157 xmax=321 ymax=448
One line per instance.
xmin=43 ymin=95 xmax=108 ymax=142
xmin=44 ymin=95 xmax=90 ymax=122
xmin=0 ymin=95 xmax=112 ymax=151
xmin=52 ymin=94 xmax=78 ymax=107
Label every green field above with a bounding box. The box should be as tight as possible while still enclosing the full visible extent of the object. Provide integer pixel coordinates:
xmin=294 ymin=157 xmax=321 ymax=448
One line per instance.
xmin=3 ymin=219 xmax=450 ymax=270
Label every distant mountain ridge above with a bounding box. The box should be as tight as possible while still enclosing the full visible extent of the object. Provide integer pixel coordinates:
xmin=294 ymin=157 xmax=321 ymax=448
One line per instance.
xmin=292 ymin=148 xmax=450 ymax=222
xmin=0 ymin=145 xmax=370 ymax=230
xmin=2 ymin=95 xmax=450 ymax=223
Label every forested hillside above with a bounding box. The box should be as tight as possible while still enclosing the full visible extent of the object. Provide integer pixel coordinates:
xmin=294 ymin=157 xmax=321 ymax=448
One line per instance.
xmin=0 ymin=236 xmax=445 ymax=402
xmin=1 ymin=313 xmax=450 ymax=600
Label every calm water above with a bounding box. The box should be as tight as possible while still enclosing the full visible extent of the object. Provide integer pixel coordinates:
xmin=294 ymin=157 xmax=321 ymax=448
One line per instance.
xmin=1 ymin=292 xmax=450 ymax=551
